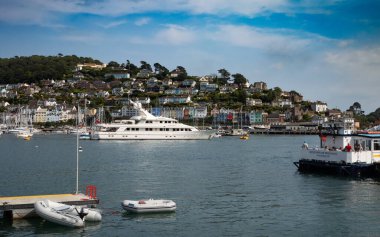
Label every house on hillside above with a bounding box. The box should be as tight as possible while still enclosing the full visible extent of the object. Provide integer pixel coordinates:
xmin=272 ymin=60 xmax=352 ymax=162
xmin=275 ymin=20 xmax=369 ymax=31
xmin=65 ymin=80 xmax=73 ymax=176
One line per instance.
xmin=246 ymin=98 xmax=263 ymax=107
xmin=137 ymin=69 xmax=153 ymax=78
xmin=311 ymin=101 xmax=328 ymax=113
xmin=159 ymin=96 xmax=192 ymax=105
xmin=105 ymin=71 xmax=130 ymax=79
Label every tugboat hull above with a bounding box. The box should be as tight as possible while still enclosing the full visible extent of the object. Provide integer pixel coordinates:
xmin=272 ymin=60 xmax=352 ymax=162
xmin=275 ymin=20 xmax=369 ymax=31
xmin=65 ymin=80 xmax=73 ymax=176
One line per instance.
xmin=294 ymin=159 xmax=380 ymax=178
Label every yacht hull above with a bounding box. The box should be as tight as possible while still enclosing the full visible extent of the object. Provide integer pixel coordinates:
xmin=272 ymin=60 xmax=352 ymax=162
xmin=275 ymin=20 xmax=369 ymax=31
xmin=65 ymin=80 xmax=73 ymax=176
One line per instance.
xmin=91 ymin=131 xmax=214 ymax=140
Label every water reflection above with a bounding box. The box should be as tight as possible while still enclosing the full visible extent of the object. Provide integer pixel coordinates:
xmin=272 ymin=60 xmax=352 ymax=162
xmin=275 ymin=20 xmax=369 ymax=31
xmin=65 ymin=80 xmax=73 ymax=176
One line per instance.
xmin=121 ymin=211 xmax=176 ymax=221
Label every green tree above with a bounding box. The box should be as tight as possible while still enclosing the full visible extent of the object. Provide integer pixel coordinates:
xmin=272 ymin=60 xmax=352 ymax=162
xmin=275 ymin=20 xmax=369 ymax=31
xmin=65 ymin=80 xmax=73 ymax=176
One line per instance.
xmin=154 ymin=63 xmax=169 ymax=79
xmin=140 ymin=61 xmax=152 ymax=71
xmin=107 ymin=61 xmax=120 ymax=68
xmin=217 ymin=68 xmax=230 ymax=84
xmin=231 ymin=73 xmax=247 ymax=86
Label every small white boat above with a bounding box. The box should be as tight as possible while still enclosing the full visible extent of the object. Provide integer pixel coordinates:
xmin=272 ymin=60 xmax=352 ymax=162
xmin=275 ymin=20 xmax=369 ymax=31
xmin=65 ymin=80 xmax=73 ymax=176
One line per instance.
xmin=121 ymin=199 xmax=176 ymax=213
xmin=34 ymin=200 xmax=84 ymax=227
xmin=34 ymin=200 xmax=102 ymax=227
xmin=16 ymin=131 xmax=33 ymax=139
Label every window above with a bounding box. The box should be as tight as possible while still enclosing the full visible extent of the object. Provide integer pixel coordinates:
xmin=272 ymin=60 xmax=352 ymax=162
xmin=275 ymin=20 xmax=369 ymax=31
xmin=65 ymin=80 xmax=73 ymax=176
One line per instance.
xmin=106 ymin=127 xmax=118 ymax=132
xmin=365 ymin=140 xmax=372 ymax=151
xmin=374 ymin=140 xmax=380 ymax=151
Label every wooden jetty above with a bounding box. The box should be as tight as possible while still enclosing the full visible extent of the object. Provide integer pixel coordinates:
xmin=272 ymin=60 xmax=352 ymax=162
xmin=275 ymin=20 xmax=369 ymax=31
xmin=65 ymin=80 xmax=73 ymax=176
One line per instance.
xmin=0 ymin=193 xmax=99 ymax=219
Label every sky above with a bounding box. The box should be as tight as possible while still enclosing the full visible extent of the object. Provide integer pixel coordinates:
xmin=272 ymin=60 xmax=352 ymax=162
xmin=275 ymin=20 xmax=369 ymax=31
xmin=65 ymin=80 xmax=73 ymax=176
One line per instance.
xmin=0 ymin=0 xmax=379 ymax=113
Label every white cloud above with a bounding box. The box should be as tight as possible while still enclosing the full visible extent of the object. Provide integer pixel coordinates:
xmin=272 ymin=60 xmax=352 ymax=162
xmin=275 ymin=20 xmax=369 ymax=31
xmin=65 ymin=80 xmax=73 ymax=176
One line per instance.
xmin=182 ymin=0 xmax=288 ymax=16
xmin=0 ymin=0 xmax=335 ymax=26
xmin=135 ymin=17 xmax=151 ymax=26
xmin=100 ymin=20 xmax=128 ymax=29
xmin=209 ymin=25 xmax=312 ymax=54
xmin=154 ymin=25 xmax=196 ymax=45
xmin=60 ymin=33 xmax=104 ymax=43
xmin=324 ymin=47 xmax=380 ymax=91
xmin=129 ymin=24 xmax=196 ymax=45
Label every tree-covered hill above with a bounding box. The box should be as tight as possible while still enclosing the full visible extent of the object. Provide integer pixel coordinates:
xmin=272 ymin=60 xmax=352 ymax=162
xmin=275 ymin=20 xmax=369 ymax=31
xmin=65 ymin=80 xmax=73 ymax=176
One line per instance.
xmin=0 ymin=55 xmax=102 ymax=84
xmin=367 ymin=108 xmax=380 ymax=124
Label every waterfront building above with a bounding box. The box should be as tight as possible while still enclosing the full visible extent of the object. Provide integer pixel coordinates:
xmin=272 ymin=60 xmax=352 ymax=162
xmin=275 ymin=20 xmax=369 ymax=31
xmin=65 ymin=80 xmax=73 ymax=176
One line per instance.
xmin=249 ymin=111 xmax=264 ymax=124
xmin=34 ymin=107 xmax=47 ymax=123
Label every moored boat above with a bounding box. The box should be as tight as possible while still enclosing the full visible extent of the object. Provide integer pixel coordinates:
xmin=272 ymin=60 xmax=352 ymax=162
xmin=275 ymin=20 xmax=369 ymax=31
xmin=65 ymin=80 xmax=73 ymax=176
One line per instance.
xmin=90 ymin=100 xmax=214 ymax=140
xmin=34 ymin=199 xmax=102 ymax=227
xmin=240 ymin=134 xmax=249 ymax=140
xmin=294 ymin=118 xmax=380 ymax=177
xmin=34 ymin=200 xmax=85 ymax=228
xmin=17 ymin=132 xmax=33 ymax=139
xmin=121 ymin=199 xmax=176 ymax=213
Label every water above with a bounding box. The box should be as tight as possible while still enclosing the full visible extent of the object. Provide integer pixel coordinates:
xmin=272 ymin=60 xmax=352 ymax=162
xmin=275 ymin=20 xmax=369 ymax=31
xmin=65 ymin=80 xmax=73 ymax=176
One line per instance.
xmin=1 ymin=134 xmax=380 ymax=236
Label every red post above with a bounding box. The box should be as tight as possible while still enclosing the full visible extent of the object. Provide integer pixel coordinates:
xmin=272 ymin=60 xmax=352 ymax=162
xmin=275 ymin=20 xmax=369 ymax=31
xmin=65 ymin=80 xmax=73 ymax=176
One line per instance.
xmin=86 ymin=185 xmax=97 ymax=199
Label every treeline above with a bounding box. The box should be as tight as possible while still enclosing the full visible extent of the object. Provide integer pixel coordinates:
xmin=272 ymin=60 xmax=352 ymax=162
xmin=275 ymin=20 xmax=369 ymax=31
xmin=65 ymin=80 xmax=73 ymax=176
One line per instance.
xmin=0 ymin=55 xmax=102 ymax=84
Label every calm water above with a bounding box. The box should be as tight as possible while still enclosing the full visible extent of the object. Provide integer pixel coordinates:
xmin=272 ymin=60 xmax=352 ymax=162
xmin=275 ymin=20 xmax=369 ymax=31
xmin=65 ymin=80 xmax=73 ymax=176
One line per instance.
xmin=1 ymin=134 xmax=380 ymax=236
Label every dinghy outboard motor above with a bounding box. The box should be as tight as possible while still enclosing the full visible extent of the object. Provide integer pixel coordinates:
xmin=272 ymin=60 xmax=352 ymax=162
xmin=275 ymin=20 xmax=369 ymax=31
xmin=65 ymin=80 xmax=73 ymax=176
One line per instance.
xmin=76 ymin=207 xmax=89 ymax=220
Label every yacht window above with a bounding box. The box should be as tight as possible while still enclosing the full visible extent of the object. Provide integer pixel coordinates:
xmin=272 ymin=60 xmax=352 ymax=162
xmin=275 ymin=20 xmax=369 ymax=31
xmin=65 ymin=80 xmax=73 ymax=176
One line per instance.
xmin=374 ymin=140 xmax=380 ymax=151
xmin=145 ymin=128 xmax=149 ymax=131
xmin=106 ymin=127 xmax=118 ymax=132
xmin=166 ymin=128 xmax=169 ymax=131
xmin=160 ymin=128 xmax=163 ymax=131
xmin=181 ymin=129 xmax=184 ymax=131
xmin=160 ymin=121 xmax=163 ymax=123
xmin=136 ymin=128 xmax=139 ymax=131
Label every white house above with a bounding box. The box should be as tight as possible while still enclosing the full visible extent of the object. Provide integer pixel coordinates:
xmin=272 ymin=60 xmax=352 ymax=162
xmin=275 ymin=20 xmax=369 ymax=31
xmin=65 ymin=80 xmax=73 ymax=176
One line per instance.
xmin=193 ymin=107 xmax=208 ymax=118
xmin=44 ymin=98 xmax=57 ymax=107
xmin=159 ymin=96 xmax=192 ymax=104
xmin=311 ymin=101 xmax=328 ymax=113
xmin=246 ymin=98 xmax=263 ymax=106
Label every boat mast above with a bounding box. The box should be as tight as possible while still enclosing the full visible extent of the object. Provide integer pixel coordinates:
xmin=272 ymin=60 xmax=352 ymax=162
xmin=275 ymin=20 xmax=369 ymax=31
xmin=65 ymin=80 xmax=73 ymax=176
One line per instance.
xmin=76 ymin=103 xmax=80 ymax=194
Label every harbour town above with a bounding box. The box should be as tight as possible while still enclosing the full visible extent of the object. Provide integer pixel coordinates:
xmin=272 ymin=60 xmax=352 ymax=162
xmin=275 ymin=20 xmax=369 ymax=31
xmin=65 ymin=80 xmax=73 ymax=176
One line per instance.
xmin=1 ymin=0 xmax=380 ymax=236
xmin=0 ymin=56 xmax=377 ymax=137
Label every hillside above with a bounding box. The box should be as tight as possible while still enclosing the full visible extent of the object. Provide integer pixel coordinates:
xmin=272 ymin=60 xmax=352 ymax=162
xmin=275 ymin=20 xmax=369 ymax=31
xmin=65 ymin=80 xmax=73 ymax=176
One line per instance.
xmin=0 ymin=55 xmax=102 ymax=84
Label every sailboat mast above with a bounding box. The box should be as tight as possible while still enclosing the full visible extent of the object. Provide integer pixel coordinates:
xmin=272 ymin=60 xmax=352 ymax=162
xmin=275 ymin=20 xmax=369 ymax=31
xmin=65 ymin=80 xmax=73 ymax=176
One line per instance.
xmin=76 ymin=103 xmax=80 ymax=194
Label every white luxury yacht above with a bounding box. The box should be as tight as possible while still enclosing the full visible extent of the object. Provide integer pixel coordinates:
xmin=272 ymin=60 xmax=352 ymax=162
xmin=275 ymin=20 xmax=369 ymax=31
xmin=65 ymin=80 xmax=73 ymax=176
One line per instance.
xmin=90 ymin=100 xmax=214 ymax=140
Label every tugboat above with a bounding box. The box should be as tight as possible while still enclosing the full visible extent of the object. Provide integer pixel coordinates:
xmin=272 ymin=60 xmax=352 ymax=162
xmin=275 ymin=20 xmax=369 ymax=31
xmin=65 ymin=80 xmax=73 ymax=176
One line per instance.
xmin=294 ymin=118 xmax=380 ymax=178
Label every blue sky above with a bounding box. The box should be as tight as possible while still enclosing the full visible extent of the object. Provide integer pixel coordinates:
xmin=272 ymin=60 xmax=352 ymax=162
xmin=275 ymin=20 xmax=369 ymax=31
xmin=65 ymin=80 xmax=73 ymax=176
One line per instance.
xmin=0 ymin=0 xmax=379 ymax=113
